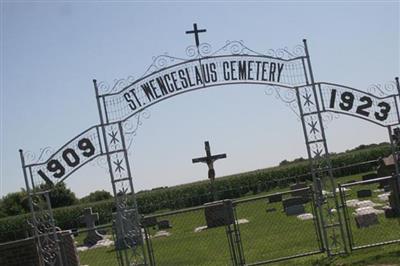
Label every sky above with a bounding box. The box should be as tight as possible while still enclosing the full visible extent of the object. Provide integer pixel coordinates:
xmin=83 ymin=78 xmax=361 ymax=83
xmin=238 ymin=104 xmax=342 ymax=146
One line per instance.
xmin=1 ymin=1 xmax=399 ymax=198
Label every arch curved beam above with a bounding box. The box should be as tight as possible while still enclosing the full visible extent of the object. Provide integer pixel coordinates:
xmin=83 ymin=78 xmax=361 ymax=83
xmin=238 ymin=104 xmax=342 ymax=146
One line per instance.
xmin=99 ymin=54 xmax=310 ymax=123
xmin=317 ymin=82 xmax=400 ymax=127
xmin=26 ymin=79 xmax=400 ymax=186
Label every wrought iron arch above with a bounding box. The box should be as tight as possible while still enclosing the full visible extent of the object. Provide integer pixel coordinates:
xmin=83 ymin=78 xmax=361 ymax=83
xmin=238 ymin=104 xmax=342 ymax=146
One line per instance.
xmin=18 ymin=30 xmax=400 ymax=266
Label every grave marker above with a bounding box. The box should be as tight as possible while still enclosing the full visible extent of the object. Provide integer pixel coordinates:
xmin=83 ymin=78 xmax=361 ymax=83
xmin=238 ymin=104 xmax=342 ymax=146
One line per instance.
xmin=268 ymin=194 xmax=283 ymax=203
xmin=158 ymin=220 xmax=172 ymax=230
xmin=355 ymin=213 xmax=379 ymax=228
xmin=357 ymin=189 xmax=372 ymax=198
xmin=204 ymin=200 xmax=235 ymax=228
xmin=79 ymin=207 xmax=104 ymax=246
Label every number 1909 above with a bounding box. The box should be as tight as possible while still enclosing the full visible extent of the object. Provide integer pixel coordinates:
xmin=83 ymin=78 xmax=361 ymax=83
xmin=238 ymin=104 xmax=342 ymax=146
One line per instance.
xmin=37 ymin=138 xmax=96 ymax=182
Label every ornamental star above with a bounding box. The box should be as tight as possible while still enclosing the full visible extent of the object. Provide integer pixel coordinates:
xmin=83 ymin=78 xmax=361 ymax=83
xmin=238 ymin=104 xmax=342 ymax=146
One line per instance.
xmin=302 ymin=92 xmax=314 ymax=107
xmin=313 ymin=148 xmax=323 ymax=157
xmin=308 ymin=120 xmax=319 ymax=134
xmin=330 ymin=234 xmax=340 ymax=248
xmin=108 ymin=130 xmax=120 ymax=145
xmin=113 ymin=158 xmax=125 ymax=173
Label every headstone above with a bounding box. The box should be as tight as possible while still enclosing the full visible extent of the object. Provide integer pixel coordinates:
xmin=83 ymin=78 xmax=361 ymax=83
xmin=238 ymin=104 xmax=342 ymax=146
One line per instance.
xmin=79 ymin=207 xmax=104 ymax=246
xmin=384 ymin=207 xmax=397 ymax=218
xmin=362 ymin=173 xmax=377 ymax=181
xmin=286 ymin=204 xmax=305 ymax=216
xmin=384 ymin=185 xmax=391 ymax=192
xmin=290 ymin=183 xmax=308 ymax=197
xmin=142 ymin=216 xmax=158 ymax=228
xmin=282 ymin=196 xmax=306 ymax=210
xmin=204 ymin=200 xmax=235 ymax=228
xmin=267 ymin=194 xmax=282 ymax=203
xmin=158 ymin=220 xmax=172 ymax=230
xmin=377 ymin=155 xmax=395 ymax=178
xmin=266 ymin=207 xmax=277 ymax=213
xmin=357 ymin=189 xmax=372 ymax=198
xmin=355 ymin=213 xmax=379 ymax=228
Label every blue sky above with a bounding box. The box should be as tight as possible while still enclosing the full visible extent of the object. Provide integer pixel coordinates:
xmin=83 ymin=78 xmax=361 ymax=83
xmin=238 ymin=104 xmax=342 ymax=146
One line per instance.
xmin=1 ymin=1 xmax=399 ymax=197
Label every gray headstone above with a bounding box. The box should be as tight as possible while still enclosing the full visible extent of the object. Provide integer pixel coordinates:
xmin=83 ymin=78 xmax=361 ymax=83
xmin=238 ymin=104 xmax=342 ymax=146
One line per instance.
xmin=266 ymin=207 xmax=277 ymax=213
xmin=290 ymin=183 xmax=308 ymax=196
xmin=285 ymin=204 xmax=305 ymax=216
xmin=204 ymin=200 xmax=235 ymax=228
xmin=355 ymin=213 xmax=379 ymax=228
xmin=282 ymin=197 xmax=306 ymax=210
xmin=357 ymin=189 xmax=372 ymax=198
xmin=142 ymin=216 xmax=158 ymax=227
xmin=79 ymin=207 xmax=104 ymax=246
xmin=158 ymin=220 xmax=172 ymax=230
xmin=384 ymin=185 xmax=391 ymax=192
xmin=268 ymin=194 xmax=282 ymax=203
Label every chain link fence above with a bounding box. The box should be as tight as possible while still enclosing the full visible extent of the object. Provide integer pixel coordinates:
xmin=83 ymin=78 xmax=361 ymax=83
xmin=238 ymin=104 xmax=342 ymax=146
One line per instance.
xmin=338 ymin=176 xmax=400 ymax=251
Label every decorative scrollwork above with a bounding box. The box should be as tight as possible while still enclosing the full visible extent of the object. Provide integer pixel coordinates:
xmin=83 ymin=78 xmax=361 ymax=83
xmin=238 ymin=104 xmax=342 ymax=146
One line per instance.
xmin=321 ymin=112 xmax=340 ymax=129
xmin=185 ymin=43 xmax=213 ymax=58
xmin=266 ymin=44 xmax=305 ymax=59
xmin=207 ymin=40 xmax=262 ymax=56
xmin=98 ymin=76 xmax=136 ymax=95
xmin=24 ymin=147 xmax=55 ymax=165
xmin=141 ymin=54 xmax=186 ymax=78
xmin=123 ymin=109 xmax=151 ymax=150
xmin=264 ymin=86 xmax=299 ymax=117
xmin=367 ymin=81 xmax=398 ymax=97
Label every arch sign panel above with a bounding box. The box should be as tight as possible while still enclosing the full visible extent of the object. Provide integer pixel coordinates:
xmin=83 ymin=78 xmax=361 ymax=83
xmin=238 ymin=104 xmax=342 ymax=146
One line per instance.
xmin=19 ymin=24 xmax=400 ymax=266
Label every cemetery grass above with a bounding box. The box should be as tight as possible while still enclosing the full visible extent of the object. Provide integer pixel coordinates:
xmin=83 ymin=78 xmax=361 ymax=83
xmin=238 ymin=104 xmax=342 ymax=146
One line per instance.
xmin=77 ymin=172 xmax=400 ymax=266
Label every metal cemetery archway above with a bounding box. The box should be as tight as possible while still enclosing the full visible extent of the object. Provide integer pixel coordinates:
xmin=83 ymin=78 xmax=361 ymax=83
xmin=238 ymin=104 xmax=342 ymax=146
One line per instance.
xmin=19 ymin=24 xmax=400 ymax=266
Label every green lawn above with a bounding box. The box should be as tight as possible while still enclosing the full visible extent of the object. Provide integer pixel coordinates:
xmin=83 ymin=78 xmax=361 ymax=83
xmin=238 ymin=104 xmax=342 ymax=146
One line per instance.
xmin=77 ymin=172 xmax=400 ymax=266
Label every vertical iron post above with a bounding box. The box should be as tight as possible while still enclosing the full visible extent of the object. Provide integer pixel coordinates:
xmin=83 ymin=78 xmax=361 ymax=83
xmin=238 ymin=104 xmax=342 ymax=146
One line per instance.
xmin=387 ymin=125 xmax=400 ymax=214
xmin=19 ymin=149 xmax=43 ymax=263
xmin=93 ymin=79 xmax=129 ymax=265
xmin=301 ymin=39 xmax=347 ymax=255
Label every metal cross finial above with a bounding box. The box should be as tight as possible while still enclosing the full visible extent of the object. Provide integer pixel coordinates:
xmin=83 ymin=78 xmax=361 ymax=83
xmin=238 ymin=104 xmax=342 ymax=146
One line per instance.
xmin=185 ymin=23 xmax=207 ymax=47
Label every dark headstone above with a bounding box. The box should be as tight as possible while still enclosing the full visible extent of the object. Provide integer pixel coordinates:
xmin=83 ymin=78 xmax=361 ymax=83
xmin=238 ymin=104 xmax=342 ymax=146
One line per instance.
xmin=384 ymin=185 xmax=391 ymax=192
xmin=266 ymin=207 xmax=277 ymax=213
xmin=268 ymin=194 xmax=283 ymax=203
xmin=290 ymin=183 xmax=308 ymax=196
xmin=377 ymin=155 xmax=395 ymax=178
xmin=285 ymin=205 xmax=305 ymax=216
xmin=204 ymin=200 xmax=235 ymax=228
xmin=357 ymin=189 xmax=372 ymax=198
xmin=158 ymin=220 xmax=172 ymax=230
xmin=282 ymin=197 xmax=306 ymax=210
xmin=362 ymin=173 xmax=377 ymax=181
xmin=355 ymin=213 xmax=379 ymax=228
xmin=79 ymin=207 xmax=104 ymax=246
xmin=142 ymin=216 xmax=158 ymax=227
xmin=384 ymin=207 xmax=397 ymax=218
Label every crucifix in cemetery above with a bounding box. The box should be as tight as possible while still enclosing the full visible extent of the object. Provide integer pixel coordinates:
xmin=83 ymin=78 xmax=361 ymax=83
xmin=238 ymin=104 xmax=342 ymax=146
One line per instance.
xmin=192 ymin=141 xmax=227 ymax=201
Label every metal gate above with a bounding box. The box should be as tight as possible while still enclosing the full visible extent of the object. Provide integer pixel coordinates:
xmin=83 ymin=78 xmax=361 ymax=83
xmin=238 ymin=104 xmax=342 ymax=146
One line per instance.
xmin=142 ymin=187 xmax=324 ymax=266
xmin=338 ymin=176 xmax=400 ymax=251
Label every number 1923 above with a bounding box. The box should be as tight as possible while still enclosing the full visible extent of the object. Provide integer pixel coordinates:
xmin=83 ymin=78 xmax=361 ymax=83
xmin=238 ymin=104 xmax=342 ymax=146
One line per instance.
xmin=328 ymin=89 xmax=391 ymax=122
